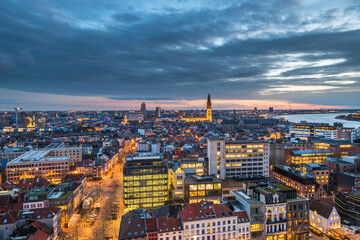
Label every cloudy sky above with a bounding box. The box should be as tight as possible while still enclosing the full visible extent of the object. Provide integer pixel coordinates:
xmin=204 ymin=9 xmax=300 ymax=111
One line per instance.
xmin=1 ymin=0 xmax=360 ymax=110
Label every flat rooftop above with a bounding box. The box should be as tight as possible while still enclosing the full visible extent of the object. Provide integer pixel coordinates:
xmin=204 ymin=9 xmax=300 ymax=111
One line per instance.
xmin=8 ymin=148 xmax=73 ymax=164
xmin=232 ymin=190 xmax=264 ymax=206
xmin=25 ymin=187 xmax=55 ymax=196
xmin=292 ymin=149 xmax=333 ymax=155
xmin=255 ymin=183 xmax=293 ymax=195
xmin=286 ymin=194 xmax=309 ymax=203
xmin=225 ymin=140 xmax=268 ymax=144
xmin=273 ymin=165 xmax=313 ymax=179
xmin=185 ymin=175 xmax=221 ymax=185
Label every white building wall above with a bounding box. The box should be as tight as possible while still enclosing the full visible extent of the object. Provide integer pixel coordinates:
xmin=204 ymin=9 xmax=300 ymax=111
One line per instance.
xmin=184 ymin=217 xmax=239 ymax=240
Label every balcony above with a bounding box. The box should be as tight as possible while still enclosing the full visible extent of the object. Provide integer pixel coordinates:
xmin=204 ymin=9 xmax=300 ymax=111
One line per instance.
xmin=266 ymin=219 xmax=287 ymax=224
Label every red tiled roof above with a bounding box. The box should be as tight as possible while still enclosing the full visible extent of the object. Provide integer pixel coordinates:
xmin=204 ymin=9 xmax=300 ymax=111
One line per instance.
xmin=119 ymin=211 xmax=147 ymax=240
xmin=157 ymin=216 xmax=183 ymax=233
xmin=0 ymin=209 xmax=18 ymax=225
xmin=0 ymin=181 xmax=15 ymax=191
xmin=233 ymin=211 xmax=250 ymax=223
xmin=0 ymin=194 xmax=11 ymax=208
xmin=145 ymin=217 xmax=158 ymax=232
xmin=31 ymin=207 xmax=61 ymax=220
xmin=15 ymin=178 xmax=51 ymax=189
xmin=31 ymin=228 xmax=51 ymax=240
xmin=179 ymin=201 xmax=234 ymax=222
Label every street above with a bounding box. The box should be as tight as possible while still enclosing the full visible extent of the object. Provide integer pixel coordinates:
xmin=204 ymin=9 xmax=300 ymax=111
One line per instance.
xmin=309 ymin=232 xmax=330 ymax=240
xmin=68 ymin=144 xmax=135 ymax=240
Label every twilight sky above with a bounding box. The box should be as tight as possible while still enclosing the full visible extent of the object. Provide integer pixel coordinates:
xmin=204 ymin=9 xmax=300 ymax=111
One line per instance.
xmin=1 ymin=0 xmax=360 ymax=110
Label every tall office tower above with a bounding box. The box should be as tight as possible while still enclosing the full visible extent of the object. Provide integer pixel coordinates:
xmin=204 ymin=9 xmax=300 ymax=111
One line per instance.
xmin=140 ymin=102 xmax=147 ymax=117
xmin=207 ymin=138 xmax=270 ymax=180
xmin=254 ymin=107 xmax=258 ymax=112
xmin=269 ymin=107 xmax=274 ymax=113
xmin=206 ymin=94 xmax=212 ymax=122
xmin=123 ymin=153 xmax=168 ymax=212
xmin=155 ymin=106 xmax=161 ymax=118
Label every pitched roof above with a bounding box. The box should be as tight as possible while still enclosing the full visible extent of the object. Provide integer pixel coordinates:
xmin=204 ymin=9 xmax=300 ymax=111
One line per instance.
xmin=309 ymin=199 xmax=335 ymax=219
xmin=0 ymin=209 xmax=18 ymax=225
xmin=15 ymin=177 xmax=51 ymax=189
xmin=32 ymin=229 xmax=50 ymax=240
xmin=0 ymin=194 xmax=11 ymax=207
xmin=145 ymin=217 xmax=158 ymax=232
xmin=118 ymin=210 xmax=147 ymax=240
xmin=180 ymin=201 xmax=234 ymax=222
xmin=0 ymin=181 xmax=15 ymax=191
xmin=157 ymin=216 xmax=183 ymax=233
xmin=233 ymin=211 xmax=250 ymax=223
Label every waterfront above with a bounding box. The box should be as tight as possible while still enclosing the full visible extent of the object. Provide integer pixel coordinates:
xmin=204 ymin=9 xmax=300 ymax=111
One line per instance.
xmin=279 ymin=113 xmax=360 ymax=128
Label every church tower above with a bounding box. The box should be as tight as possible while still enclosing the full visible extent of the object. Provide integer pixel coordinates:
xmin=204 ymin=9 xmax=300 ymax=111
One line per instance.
xmin=206 ymin=94 xmax=212 ymax=122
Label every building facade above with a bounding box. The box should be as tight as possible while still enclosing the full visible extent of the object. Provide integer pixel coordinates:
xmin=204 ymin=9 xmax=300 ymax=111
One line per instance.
xmin=6 ymin=150 xmax=70 ymax=184
xmin=290 ymin=123 xmax=355 ymax=142
xmin=290 ymin=150 xmax=333 ymax=169
xmin=123 ymin=154 xmax=168 ymax=212
xmin=207 ymin=139 xmax=270 ymax=180
xmin=273 ymin=165 xmax=316 ymax=199
xmin=184 ymin=175 xmax=222 ymax=204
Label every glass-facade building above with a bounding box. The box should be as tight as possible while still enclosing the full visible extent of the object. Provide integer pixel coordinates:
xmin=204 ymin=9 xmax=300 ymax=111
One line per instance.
xmin=123 ymin=155 xmax=168 ymax=211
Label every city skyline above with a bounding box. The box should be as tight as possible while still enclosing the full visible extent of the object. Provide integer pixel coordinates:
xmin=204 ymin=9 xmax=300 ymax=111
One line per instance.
xmin=1 ymin=0 xmax=360 ymax=110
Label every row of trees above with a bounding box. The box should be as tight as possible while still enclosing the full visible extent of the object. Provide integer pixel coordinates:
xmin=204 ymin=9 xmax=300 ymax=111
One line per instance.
xmin=90 ymin=178 xmax=121 ymax=240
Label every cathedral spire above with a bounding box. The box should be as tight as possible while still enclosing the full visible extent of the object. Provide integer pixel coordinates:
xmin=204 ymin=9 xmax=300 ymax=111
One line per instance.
xmin=206 ymin=94 xmax=212 ymax=122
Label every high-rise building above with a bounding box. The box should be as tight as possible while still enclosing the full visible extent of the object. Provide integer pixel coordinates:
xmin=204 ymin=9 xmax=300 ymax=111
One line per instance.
xmin=207 ymin=138 xmax=270 ymax=180
xmin=269 ymin=107 xmax=274 ymax=113
xmin=155 ymin=106 xmax=161 ymax=118
xmin=140 ymin=102 xmax=147 ymax=117
xmin=254 ymin=107 xmax=258 ymax=112
xmin=123 ymin=153 xmax=168 ymax=212
xmin=206 ymin=94 xmax=212 ymax=122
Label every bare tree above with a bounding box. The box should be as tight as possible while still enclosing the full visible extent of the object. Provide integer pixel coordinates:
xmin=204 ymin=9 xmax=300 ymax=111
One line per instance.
xmin=90 ymin=198 xmax=113 ymax=240
xmin=69 ymin=222 xmax=83 ymax=240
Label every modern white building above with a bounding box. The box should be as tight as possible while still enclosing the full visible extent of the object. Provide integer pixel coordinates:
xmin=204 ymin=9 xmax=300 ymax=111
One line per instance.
xmin=289 ymin=123 xmax=355 ymax=142
xmin=5 ymin=145 xmax=80 ymax=183
xmin=207 ymin=139 xmax=270 ymax=180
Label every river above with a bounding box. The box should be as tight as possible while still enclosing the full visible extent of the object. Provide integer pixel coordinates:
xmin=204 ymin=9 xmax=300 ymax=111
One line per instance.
xmin=278 ymin=113 xmax=360 ymax=129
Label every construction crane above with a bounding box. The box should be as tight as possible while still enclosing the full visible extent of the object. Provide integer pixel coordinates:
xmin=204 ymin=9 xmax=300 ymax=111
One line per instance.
xmin=0 ymin=107 xmax=23 ymax=128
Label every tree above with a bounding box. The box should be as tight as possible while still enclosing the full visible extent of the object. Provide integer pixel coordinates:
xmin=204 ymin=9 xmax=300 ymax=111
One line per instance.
xmin=69 ymin=222 xmax=83 ymax=240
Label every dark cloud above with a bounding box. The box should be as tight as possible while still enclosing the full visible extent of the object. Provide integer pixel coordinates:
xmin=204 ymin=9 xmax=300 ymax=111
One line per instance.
xmin=113 ymin=13 xmax=141 ymax=23
xmin=0 ymin=0 xmax=359 ymax=108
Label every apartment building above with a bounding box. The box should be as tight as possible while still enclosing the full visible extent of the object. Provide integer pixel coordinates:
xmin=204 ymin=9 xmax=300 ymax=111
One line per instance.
xmin=207 ymin=139 xmax=270 ymax=180
xmin=232 ymin=181 xmax=309 ymax=240
xmin=273 ymin=165 xmax=316 ymax=199
xmin=181 ymin=201 xmax=249 ymax=240
xmin=118 ymin=202 xmax=251 ymax=240
xmin=301 ymin=163 xmax=330 ymax=197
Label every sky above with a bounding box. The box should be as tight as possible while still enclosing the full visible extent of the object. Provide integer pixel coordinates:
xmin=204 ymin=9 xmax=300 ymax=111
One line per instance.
xmin=1 ymin=0 xmax=360 ymax=111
